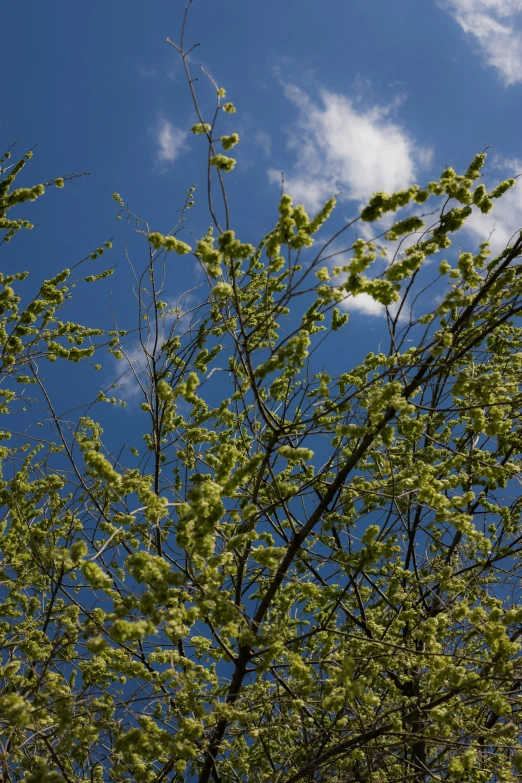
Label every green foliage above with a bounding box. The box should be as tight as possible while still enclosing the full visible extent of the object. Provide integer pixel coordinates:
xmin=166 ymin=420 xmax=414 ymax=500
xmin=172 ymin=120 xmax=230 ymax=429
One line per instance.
xmin=4 ymin=19 xmax=522 ymax=783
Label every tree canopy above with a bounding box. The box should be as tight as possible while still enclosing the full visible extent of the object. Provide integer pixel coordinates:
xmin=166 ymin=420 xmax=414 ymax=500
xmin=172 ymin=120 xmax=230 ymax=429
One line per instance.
xmin=3 ymin=10 xmax=522 ymax=783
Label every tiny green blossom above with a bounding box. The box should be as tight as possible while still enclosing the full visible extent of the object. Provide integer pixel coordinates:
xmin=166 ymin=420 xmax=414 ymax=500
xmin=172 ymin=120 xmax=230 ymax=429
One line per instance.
xmin=490 ymin=178 xmax=516 ymax=199
xmin=220 ymin=133 xmax=240 ymax=150
xmin=213 ymin=282 xmax=234 ymax=298
xmin=83 ymin=449 xmax=121 ymax=484
xmin=5 ymin=183 xmax=45 ymax=206
xmin=191 ymin=123 xmax=211 ymax=135
xmin=385 ymin=215 xmax=424 ymax=241
xmin=81 ymin=560 xmax=113 ymax=590
xmin=210 ymin=154 xmax=236 ymax=172
xmin=0 ymin=694 xmax=32 ymax=728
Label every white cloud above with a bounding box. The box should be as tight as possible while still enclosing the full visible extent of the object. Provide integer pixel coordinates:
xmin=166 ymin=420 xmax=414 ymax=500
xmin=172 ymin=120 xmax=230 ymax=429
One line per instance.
xmin=154 ymin=119 xmax=189 ymax=166
xmin=343 ymin=293 xmax=389 ymax=317
xmin=340 ymin=292 xmax=406 ymax=321
xmin=439 ymin=0 xmax=522 ymax=85
xmin=269 ymin=83 xmax=432 ymax=213
xmin=268 ymin=81 xmax=430 ymax=319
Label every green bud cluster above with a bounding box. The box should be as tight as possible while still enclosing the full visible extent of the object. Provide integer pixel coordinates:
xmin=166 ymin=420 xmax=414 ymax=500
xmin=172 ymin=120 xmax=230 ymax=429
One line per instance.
xmin=217 ymin=230 xmax=254 ymax=258
xmin=176 ymin=480 xmax=224 ymax=557
xmin=213 ymin=282 xmax=234 ymax=299
xmin=83 ymin=448 xmax=121 ymax=485
xmin=278 ymin=445 xmax=314 ymax=461
xmin=4 ymin=183 xmax=45 ymax=206
xmin=191 ymin=123 xmax=211 ymax=135
xmin=148 ymin=232 xmax=192 ymax=254
xmin=360 ymin=186 xmax=419 ymax=222
xmin=385 ymin=215 xmax=424 ymax=241
xmin=210 ymin=154 xmax=236 ymax=172
xmin=254 ymin=330 xmax=311 ymax=379
xmin=220 ymin=133 xmax=240 ymax=150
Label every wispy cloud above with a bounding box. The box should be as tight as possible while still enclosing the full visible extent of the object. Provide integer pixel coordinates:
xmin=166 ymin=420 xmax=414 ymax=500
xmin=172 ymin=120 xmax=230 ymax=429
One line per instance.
xmin=439 ymin=0 xmax=522 ymax=85
xmin=138 ymin=66 xmax=158 ymax=78
xmin=343 ymin=293 xmax=392 ymax=318
xmin=153 ymin=119 xmax=189 ymax=168
xmin=137 ymin=64 xmax=178 ymax=81
xmin=269 ymin=82 xmax=432 ymax=213
xmin=112 ymin=343 xmax=151 ymax=402
xmin=255 ymin=130 xmax=272 ymax=158
xmin=338 ymin=288 xmax=407 ymax=320
xmin=110 ymin=291 xmax=204 ymax=403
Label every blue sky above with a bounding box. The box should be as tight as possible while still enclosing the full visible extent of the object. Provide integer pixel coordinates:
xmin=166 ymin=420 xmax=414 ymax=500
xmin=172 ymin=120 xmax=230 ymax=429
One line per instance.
xmin=4 ymin=0 xmax=522 ymax=414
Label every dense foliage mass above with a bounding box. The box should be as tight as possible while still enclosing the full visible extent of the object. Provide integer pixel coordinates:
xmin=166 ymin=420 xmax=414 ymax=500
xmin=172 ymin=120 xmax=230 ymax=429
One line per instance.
xmin=3 ymin=11 xmax=522 ymax=783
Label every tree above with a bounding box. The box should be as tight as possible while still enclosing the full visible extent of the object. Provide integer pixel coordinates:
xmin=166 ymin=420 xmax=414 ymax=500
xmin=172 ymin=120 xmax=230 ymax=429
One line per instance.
xmin=3 ymin=8 xmax=522 ymax=783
